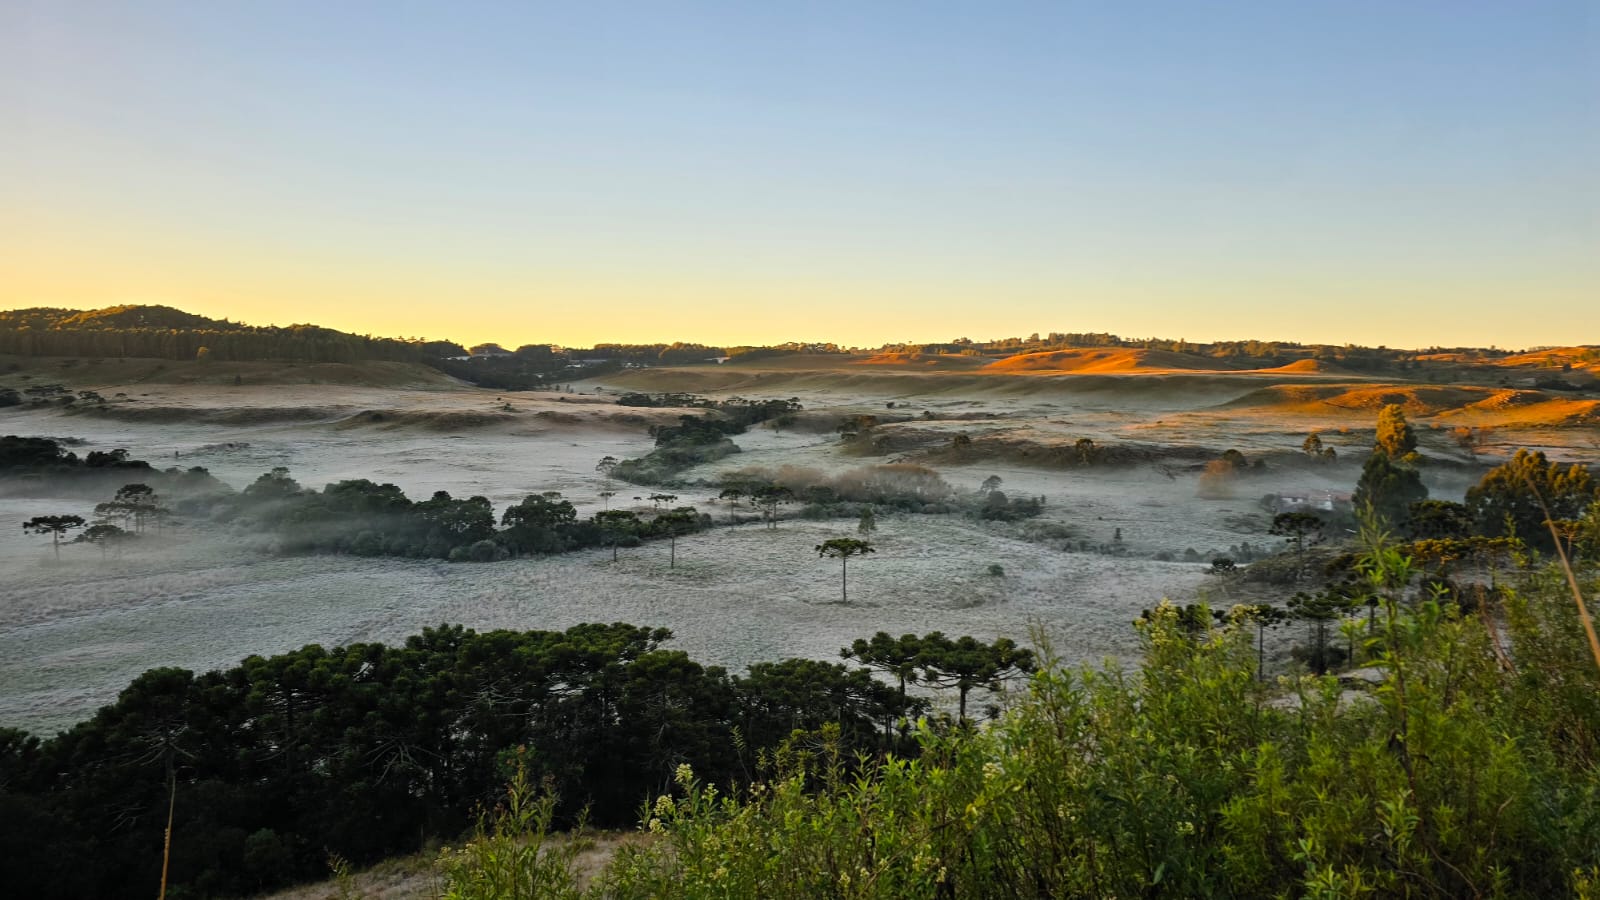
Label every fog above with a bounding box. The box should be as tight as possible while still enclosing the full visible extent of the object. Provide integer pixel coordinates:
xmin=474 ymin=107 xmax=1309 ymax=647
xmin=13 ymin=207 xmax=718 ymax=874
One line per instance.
xmin=0 ymin=406 xmax=1236 ymax=735
xmin=0 ymin=373 xmax=1526 ymax=737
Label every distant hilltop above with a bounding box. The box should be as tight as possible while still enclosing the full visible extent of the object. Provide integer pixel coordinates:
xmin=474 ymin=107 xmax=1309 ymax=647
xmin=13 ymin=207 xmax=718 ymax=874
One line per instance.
xmin=1 ymin=304 xmax=1595 ymax=389
xmin=0 ymin=305 xmax=466 ymax=364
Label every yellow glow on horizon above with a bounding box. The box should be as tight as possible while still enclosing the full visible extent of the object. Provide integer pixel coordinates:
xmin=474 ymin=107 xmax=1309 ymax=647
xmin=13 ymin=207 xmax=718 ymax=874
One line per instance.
xmin=4 ymin=208 xmax=1593 ymax=352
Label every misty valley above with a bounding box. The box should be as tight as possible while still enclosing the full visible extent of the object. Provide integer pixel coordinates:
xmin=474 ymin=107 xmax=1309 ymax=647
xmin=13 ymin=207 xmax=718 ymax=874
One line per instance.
xmin=1 ymin=311 xmax=1597 ymax=899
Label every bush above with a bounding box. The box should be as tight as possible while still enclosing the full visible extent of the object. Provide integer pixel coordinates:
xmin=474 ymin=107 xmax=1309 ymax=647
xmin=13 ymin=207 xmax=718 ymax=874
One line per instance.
xmin=464 ymin=539 xmax=507 ymax=562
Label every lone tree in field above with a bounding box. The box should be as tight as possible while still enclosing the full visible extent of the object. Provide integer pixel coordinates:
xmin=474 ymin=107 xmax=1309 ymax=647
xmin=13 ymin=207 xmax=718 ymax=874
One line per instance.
xmin=817 ymin=537 xmax=875 ymax=603
xmin=653 ymin=508 xmax=700 ymax=569
xmin=1353 ymin=449 xmax=1428 ymax=529
xmin=595 ymin=456 xmax=618 ymax=507
xmin=1375 ymin=403 xmax=1418 ymax=461
xmin=1269 ymin=511 xmax=1325 ymax=577
xmin=23 ymin=514 xmax=86 ymax=560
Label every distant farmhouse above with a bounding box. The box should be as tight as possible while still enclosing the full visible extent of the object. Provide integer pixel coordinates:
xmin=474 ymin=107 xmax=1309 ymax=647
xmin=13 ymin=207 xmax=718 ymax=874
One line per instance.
xmin=1275 ymin=489 xmax=1353 ymax=516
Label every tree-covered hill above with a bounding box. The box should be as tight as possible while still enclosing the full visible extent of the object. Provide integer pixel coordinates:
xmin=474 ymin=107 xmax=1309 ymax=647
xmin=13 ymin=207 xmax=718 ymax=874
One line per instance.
xmin=0 ymin=305 xmax=466 ymax=364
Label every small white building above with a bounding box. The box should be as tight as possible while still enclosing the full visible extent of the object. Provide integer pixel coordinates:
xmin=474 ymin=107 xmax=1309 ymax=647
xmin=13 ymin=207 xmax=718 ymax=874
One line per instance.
xmin=1275 ymin=490 xmax=1352 ymax=515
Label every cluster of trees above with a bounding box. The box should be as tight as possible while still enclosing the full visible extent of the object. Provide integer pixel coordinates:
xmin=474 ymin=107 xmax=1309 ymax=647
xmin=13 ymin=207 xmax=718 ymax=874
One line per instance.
xmin=614 ymin=416 xmax=745 ymax=485
xmin=1216 ymin=441 xmax=1597 ymax=674
xmin=842 ymin=632 xmax=1036 ymax=723
xmin=13 ymin=456 xmax=714 ymax=565
xmin=433 ymin=344 xmax=738 ymax=389
xmin=1 ymin=436 xmax=226 ymax=503
xmin=0 ymin=624 xmax=1041 ymax=898
xmin=429 ymin=344 xmax=588 ymax=389
xmin=1300 ymin=431 xmax=1339 ymax=462
xmin=611 ymin=395 xmax=802 ymax=485
xmin=0 ymin=306 xmax=462 ymax=363
xmin=219 ymin=469 xmax=709 ymax=562
xmin=723 ymin=341 xmax=847 ymax=361
xmin=2 ymin=435 xmax=152 ymax=473
xmin=0 ymin=383 xmax=115 ymax=409
xmin=719 ymin=464 xmax=957 ymax=521
xmin=1187 ymin=409 xmax=1598 ymax=677
xmin=1346 ymin=406 xmax=1598 ymax=557
xmin=971 ymin=474 xmax=1045 ymax=521
xmin=1466 ymin=448 xmax=1597 ymax=554
xmin=421 ymin=345 xmax=837 ymax=390
xmin=587 ymin=342 xmax=724 ymax=366
xmin=718 ymin=467 xmax=1039 ymax=527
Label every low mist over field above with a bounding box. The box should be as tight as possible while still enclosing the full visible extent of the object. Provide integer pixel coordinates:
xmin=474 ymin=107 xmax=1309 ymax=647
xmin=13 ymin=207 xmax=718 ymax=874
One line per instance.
xmin=3 ymin=316 xmax=1595 ymax=737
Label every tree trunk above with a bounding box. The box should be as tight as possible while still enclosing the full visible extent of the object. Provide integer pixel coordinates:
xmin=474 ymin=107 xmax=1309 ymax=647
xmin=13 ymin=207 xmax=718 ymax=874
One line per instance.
xmin=158 ymin=761 xmax=176 ymax=899
xmin=841 ymin=557 xmax=848 ymax=604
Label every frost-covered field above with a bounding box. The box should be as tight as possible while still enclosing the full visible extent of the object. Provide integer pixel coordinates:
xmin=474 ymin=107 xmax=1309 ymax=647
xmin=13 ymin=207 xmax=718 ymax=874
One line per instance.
xmin=0 ymin=374 xmax=1412 ymax=736
xmin=2 ymin=508 xmax=1219 ymax=735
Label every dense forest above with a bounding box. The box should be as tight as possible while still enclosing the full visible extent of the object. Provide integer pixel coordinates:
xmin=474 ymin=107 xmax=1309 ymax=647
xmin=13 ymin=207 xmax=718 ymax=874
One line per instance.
xmin=0 ymin=623 xmax=1033 ymax=898
xmin=0 ymin=306 xmax=465 ymax=364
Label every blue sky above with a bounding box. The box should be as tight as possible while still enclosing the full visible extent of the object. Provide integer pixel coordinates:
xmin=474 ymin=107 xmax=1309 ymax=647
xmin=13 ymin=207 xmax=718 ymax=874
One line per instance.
xmin=3 ymin=1 xmax=1595 ymax=348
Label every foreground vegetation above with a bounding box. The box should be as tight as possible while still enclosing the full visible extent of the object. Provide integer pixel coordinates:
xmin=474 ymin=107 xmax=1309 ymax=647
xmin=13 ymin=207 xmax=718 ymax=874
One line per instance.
xmin=0 ymin=621 xmax=1038 ymax=898
xmin=441 ymin=540 xmax=1600 ymax=900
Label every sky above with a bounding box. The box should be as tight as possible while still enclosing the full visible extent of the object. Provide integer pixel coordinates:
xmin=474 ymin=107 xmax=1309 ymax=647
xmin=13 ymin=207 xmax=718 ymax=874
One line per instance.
xmin=2 ymin=1 xmax=1596 ymax=350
